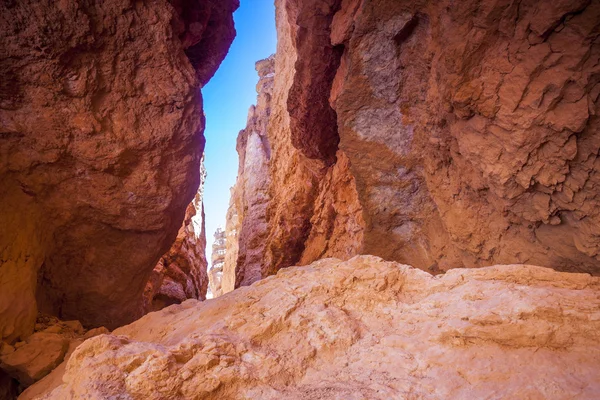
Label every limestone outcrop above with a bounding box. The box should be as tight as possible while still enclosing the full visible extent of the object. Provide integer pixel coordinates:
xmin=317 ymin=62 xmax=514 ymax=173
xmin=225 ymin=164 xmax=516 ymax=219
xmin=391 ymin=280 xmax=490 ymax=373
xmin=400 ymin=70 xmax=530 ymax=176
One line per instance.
xmin=0 ymin=0 xmax=238 ymax=341
xmin=36 ymin=256 xmax=600 ymax=399
xmin=225 ymin=0 xmax=600 ymax=288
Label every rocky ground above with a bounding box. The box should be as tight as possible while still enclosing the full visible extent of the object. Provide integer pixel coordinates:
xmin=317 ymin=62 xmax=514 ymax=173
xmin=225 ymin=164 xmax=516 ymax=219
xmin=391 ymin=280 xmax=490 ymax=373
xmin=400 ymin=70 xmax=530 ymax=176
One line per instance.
xmin=0 ymin=315 xmax=109 ymax=399
xmin=33 ymin=256 xmax=600 ymax=399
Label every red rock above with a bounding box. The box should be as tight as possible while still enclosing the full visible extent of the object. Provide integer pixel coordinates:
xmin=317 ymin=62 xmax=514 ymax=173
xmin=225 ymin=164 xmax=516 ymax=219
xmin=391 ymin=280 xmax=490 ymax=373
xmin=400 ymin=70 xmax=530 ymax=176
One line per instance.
xmin=0 ymin=0 xmax=238 ymax=342
xmin=226 ymin=0 xmax=600 ymax=290
xmin=143 ymin=167 xmax=209 ymax=312
xmin=286 ymin=0 xmax=342 ymax=163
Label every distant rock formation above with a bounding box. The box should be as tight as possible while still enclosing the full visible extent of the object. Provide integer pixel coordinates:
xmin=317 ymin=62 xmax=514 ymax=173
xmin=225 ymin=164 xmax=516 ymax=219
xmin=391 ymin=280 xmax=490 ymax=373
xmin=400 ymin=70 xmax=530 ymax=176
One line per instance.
xmin=0 ymin=0 xmax=238 ymax=342
xmin=222 ymin=56 xmax=275 ymax=290
xmin=221 ymin=189 xmax=240 ymax=294
xmin=36 ymin=256 xmax=600 ymax=399
xmin=207 ymin=228 xmax=227 ymax=298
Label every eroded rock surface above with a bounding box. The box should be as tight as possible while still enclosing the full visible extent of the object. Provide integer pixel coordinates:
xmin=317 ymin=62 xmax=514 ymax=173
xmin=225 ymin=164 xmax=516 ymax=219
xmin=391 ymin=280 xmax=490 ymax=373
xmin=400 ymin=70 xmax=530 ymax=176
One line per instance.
xmin=37 ymin=256 xmax=600 ymax=399
xmin=144 ymin=163 xmax=209 ymax=312
xmin=227 ymin=0 xmax=600 ymax=287
xmin=0 ymin=333 xmax=68 ymax=387
xmin=0 ymin=0 xmax=237 ymax=341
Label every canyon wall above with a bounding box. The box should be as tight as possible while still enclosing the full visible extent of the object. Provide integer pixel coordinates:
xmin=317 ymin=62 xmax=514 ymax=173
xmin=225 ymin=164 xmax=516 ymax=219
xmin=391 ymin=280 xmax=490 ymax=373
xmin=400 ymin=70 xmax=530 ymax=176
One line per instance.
xmin=225 ymin=0 xmax=600 ymax=290
xmin=0 ymin=0 xmax=238 ymax=342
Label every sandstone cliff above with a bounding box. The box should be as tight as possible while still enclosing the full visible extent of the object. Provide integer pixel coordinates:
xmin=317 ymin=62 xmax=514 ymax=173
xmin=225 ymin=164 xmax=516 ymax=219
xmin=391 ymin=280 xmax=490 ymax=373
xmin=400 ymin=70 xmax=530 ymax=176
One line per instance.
xmin=223 ymin=0 xmax=600 ymax=289
xmin=0 ymin=0 xmax=238 ymax=342
xmin=35 ymin=256 xmax=600 ymax=399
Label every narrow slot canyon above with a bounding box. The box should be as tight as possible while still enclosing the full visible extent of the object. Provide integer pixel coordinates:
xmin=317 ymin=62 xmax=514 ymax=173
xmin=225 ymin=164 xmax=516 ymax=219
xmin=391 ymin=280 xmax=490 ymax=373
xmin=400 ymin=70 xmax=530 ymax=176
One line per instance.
xmin=1 ymin=0 xmax=600 ymax=399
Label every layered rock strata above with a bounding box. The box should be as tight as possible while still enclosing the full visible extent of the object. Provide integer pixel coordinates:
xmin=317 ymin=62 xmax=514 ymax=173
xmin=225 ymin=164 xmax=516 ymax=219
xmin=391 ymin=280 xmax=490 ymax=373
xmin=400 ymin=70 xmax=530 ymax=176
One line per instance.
xmin=222 ymin=57 xmax=275 ymax=290
xmin=0 ymin=0 xmax=238 ymax=341
xmin=227 ymin=0 xmax=600 ymax=289
xmin=37 ymin=256 xmax=600 ymax=399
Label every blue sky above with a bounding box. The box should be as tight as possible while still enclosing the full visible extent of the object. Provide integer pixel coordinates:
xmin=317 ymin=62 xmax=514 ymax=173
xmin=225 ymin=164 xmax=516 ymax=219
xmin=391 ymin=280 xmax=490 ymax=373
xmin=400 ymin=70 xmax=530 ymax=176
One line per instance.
xmin=201 ymin=1 xmax=277 ymax=267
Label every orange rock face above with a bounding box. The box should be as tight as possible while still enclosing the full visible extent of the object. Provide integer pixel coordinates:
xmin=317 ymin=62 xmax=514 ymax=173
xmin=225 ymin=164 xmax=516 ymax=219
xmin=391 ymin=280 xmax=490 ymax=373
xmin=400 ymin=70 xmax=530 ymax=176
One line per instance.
xmin=0 ymin=0 xmax=238 ymax=341
xmin=225 ymin=0 xmax=600 ymax=290
xmin=328 ymin=0 xmax=600 ymax=274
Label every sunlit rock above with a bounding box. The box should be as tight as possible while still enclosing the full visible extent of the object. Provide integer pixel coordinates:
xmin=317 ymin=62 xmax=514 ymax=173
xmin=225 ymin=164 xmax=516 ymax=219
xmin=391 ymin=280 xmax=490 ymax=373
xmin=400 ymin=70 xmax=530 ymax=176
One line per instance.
xmin=38 ymin=256 xmax=600 ymax=399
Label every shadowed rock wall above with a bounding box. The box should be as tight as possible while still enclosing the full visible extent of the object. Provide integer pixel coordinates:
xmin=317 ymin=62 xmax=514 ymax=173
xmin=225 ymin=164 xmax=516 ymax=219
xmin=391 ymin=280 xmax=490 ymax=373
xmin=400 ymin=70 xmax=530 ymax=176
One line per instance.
xmin=0 ymin=0 xmax=238 ymax=341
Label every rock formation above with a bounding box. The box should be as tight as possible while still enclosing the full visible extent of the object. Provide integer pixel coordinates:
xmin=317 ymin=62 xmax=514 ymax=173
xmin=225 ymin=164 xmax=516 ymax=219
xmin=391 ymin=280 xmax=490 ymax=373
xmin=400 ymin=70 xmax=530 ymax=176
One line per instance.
xmin=220 ymin=194 xmax=239 ymax=295
xmin=35 ymin=256 xmax=600 ymax=399
xmin=0 ymin=0 xmax=238 ymax=342
xmin=143 ymin=162 xmax=208 ymax=312
xmin=0 ymin=314 xmax=108 ymax=397
xmin=207 ymin=228 xmax=226 ymax=298
xmin=3 ymin=0 xmax=600 ymax=398
xmin=223 ymin=0 xmax=600 ymax=290
xmin=143 ymin=196 xmax=208 ymax=312
xmin=222 ymin=56 xmax=275 ymax=290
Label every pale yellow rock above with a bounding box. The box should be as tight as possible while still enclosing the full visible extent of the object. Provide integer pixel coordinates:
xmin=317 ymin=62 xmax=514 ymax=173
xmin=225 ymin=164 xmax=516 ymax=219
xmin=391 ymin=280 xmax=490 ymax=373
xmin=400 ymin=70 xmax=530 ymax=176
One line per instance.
xmin=39 ymin=256 xmax=600 ymax=399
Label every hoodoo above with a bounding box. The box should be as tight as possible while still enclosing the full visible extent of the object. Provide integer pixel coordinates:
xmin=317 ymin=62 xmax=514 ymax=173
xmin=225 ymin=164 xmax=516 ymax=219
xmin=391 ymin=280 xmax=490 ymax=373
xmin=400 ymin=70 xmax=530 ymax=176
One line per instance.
xmin=2 ymin=0 xmax=600 ymax=398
